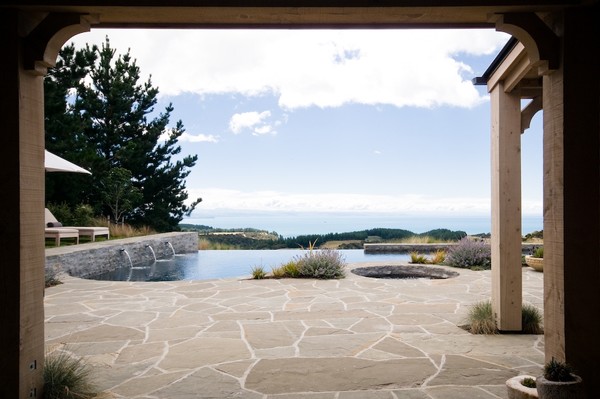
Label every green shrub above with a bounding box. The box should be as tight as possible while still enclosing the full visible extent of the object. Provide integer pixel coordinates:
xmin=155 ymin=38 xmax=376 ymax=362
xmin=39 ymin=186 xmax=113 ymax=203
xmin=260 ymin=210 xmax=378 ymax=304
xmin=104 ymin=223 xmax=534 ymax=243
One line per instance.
xmin=523 ymin=230 xmax=543 ymax=241
xmin=445 ymin=238 xmax=491 ymax=270
xmin=251 ymin=266 xmax=267 ymax=279
xmin=295 ymin=249 xmax=346 ymax=279
xmin=466 ymin=300 xmax=498 ymax=334
xmin=72 ymin=204 xmax=95 ymax=226
xmin=522 ymin=377 xmax=536 ymax=388
xmin=46 ymin=202 xmax=73 ymax=225
xmin=44 ymin=351 xmax=96 ymax=399
xmin=45 ymin=267 xmax=62 ymax=288
xmin=521 ymin=303 xmax=543 ymax=334
xmin=532 ymin=246 xmax=544 ymax=258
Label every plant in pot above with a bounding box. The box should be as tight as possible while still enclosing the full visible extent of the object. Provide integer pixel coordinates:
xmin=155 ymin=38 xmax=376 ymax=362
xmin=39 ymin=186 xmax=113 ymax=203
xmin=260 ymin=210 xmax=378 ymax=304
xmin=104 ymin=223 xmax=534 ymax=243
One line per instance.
xmin=536 ymin=357 xmax=585 ymax=399
xmin=525 ymin=246 xmax=543 ymax=272
xmin=506 ymin=375 xmax=538 ymax=399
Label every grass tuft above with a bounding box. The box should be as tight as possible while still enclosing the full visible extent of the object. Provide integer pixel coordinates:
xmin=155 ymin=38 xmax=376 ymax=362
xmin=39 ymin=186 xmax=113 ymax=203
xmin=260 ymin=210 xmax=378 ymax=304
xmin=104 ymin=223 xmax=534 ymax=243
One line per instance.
xmin=251 ymin=265 xmax=267 ymax=279
xmin=409 ymin=252 xmax=429 ymax=264
xmin=429 ymin=250 xmax=446 ymax=264
xmin=270 ymin=261 xmax=300 ymax=278
xmin=466 ymin=300 xmax=498 ymax=334
xmin=466 ymin=300 xmax=544 ymax=335
xmin=108 ymin=221 xmax=156 ymax=239
xmin=409 ymin=250 xmax=446 ymax=265
xmin=521 ymin=303 xmax=544 ymax=334
xmin=44 ymin=351 xmax=96 ymax=399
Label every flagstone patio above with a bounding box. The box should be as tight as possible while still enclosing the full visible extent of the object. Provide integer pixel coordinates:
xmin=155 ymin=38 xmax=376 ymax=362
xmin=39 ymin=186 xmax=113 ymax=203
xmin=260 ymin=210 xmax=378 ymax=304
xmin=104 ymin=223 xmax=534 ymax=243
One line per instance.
xmin=44 ymin=262 xmax=544 ymax=399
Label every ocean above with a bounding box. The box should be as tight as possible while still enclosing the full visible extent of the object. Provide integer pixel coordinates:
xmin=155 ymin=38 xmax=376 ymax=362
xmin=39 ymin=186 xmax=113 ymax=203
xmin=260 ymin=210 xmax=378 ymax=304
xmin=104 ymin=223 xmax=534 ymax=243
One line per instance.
xmin=182 ymin=212 xmax=543 ymax=238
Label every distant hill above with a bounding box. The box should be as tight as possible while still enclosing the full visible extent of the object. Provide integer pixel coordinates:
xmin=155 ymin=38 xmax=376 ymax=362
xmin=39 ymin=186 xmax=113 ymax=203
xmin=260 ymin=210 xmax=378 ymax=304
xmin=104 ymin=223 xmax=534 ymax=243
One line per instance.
xmin=181 ymin=224 xmax=468 ymax=250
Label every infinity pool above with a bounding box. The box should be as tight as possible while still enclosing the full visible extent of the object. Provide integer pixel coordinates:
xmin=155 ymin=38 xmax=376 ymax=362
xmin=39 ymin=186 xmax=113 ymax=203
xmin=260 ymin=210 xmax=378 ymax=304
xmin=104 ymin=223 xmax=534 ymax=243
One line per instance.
xmin=87 ymin=249 xmax=412 ymax=281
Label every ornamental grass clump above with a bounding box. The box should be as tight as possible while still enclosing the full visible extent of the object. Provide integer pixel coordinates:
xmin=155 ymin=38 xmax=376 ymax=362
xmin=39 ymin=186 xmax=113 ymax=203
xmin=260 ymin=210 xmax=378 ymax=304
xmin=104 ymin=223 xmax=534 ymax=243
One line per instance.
xmin=445 ymin=238 xmax=491 ymax=270
xmin=410 ymin=250 xmax=446 ymax=265
xmin=466 ymin=300 xmax=498 ymax=334
xmin=521 ymin=303 xmax=544 ymax=334
xmin=466 ymin=300 xmax=543 ymax=335
xmin=44 ymin=351 xmax=96 ymax=399
xmin=295 ymin=249 xmax=346 ymax=279
xmin=409 ymin=252 xmax=429 ymax=264
xmin=271 ymin=261 xmax=300 ymax=278
xmin=251 ymin=265 xmax=267 ymax=279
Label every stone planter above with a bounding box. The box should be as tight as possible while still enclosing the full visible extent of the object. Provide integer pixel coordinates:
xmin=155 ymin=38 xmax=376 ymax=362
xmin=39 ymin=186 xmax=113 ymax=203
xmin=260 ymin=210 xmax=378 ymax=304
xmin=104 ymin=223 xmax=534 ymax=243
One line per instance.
xmin=525 ymin=255 xmax=543 ymax=272
xmin=507 ymin=375 xmax=538 ymax=399
xmin=536 ymin=375 xmax=585 ymax=399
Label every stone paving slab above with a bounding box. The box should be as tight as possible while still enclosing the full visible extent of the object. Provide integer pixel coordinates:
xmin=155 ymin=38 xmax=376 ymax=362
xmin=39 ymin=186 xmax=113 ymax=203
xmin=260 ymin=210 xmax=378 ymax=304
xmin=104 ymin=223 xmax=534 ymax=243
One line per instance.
xmin=44 ymin=262 xmax=545 ymax=398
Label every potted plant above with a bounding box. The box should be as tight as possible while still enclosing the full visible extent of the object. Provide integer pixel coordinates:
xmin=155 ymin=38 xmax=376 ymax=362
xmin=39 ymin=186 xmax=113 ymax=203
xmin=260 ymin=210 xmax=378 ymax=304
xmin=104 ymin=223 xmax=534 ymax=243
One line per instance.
xmin=525 ymin=246 xmax=543 ymax=272
xmin=506 ymin=375 xmax=538 ymax=399
xmin=536 ymin=358 xmax=585 ymax=399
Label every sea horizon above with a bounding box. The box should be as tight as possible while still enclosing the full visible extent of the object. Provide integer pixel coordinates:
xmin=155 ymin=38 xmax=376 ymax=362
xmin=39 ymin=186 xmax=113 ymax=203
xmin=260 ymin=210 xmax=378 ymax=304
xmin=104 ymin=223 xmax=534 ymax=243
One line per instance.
xmin=182 ymin=211 xmax=543 ymax=238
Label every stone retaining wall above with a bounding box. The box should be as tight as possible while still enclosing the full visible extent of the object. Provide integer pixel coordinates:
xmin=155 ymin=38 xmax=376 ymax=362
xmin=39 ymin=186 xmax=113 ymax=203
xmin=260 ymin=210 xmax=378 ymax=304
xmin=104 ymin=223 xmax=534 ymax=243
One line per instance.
xmin=364 ymin=242 xmax=540 ymax=254
xmin=45 ymin=232 xmax=198 ymax=278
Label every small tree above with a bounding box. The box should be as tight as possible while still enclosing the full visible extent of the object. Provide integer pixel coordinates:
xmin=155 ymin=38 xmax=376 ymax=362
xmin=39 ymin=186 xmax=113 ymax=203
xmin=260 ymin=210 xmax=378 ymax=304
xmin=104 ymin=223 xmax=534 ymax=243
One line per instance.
xmin=100 ymin=167 xmax=142 ymax=224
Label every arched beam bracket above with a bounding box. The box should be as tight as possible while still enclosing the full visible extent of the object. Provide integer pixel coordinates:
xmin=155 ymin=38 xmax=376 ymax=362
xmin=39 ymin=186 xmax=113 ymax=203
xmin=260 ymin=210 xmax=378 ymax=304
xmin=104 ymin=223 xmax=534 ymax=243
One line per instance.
xmin=492 ymin=12 xmax=559 ymax=75
xmin=23 ymin=12 xmax=99 ymax=76
xmin=521 ymin=96 xmax=543 ymax=134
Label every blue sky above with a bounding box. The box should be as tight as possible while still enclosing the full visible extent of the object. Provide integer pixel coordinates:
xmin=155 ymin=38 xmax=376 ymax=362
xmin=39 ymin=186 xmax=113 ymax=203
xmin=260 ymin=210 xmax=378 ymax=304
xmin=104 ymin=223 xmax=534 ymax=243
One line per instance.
xmin=69 ymin=29 xmax=543 ymax=225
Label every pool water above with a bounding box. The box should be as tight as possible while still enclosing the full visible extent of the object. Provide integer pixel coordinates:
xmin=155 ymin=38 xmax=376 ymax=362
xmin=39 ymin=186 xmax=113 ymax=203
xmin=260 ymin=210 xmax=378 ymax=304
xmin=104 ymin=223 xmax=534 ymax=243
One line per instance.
xmin=87 ymin=249 xmax=412 ymax=282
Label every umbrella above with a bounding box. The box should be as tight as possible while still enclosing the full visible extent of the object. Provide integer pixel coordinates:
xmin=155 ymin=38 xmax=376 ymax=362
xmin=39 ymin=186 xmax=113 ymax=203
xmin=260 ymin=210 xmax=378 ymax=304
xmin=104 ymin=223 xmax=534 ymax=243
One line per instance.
xmin=44 ymin=150 xmax=91 ymax=174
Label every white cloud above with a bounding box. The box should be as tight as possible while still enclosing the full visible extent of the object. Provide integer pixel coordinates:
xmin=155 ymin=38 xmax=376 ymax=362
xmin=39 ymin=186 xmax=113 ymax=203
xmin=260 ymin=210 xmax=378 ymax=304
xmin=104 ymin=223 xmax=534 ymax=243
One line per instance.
xmin=187 ymin=188 xmax=482 ymax=214
xmin=179 ymin=132 xmax=219 ymax=143
xmin=69 ymin=29 xmax=509 ymax=110
xmin=186 ymin=187 xmax=543 ymax=216
xmin=229 ymin=110 xmax=276 ymax=135
xmin=159 ymin=130 xmax=219 ymax=143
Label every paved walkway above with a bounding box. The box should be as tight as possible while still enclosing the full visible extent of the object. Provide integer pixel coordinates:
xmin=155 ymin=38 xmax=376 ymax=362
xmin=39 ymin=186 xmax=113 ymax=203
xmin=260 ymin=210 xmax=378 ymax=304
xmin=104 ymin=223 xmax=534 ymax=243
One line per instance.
xmin=45 ymin=262 xmax=545 ymax=399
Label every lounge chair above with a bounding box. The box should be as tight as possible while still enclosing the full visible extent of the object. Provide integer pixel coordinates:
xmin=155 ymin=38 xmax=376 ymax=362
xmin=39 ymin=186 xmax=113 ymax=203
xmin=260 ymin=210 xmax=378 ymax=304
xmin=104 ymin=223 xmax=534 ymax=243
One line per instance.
xmin=45 ymin=226 xmax=80 ymax=246
xmin=45 ymin=208 xmax=110 ymax=242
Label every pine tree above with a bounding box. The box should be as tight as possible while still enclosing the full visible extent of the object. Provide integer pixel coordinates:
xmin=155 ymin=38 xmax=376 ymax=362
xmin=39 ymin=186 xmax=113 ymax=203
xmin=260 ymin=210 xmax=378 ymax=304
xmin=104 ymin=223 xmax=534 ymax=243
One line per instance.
xmin=44 ymin=43 xmax=98 ymax=206
xmin=45 ymin=37 xmax=201 ymax=231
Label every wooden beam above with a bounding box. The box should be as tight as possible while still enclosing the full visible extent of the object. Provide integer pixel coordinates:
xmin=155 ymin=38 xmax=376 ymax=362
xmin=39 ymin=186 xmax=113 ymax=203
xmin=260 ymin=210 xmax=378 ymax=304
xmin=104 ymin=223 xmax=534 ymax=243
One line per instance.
xmin=504 ymin=54 xmax=535 ymax=93
xmin=495 ymin=12 xmax=559 ymax=74
xmin=486 ymin=42 xmax=526 ymax=92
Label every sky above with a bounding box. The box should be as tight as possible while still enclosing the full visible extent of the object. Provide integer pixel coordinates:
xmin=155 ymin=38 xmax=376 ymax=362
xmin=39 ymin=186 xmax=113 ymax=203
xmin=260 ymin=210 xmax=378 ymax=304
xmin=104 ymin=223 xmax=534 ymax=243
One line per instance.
xmin=67 ymin=28 xmax=544 ymax=230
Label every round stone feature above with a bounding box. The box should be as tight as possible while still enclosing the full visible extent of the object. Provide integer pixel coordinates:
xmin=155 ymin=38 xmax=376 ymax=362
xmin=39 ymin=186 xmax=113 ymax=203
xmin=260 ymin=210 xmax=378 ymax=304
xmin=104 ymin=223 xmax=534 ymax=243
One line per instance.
xmin=351 ymin=265 xmax=459 ymax=279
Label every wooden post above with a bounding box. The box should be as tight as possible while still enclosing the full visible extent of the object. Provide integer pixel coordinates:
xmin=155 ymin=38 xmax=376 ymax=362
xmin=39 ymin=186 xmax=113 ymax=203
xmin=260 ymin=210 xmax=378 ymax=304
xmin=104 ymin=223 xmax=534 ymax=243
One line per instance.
xmin=0 ymin=10 xmax=46 ymax=398
xmin=490 ymin=81 xmax=523 ymax=331
xmin=544 ymin=7 xmax=600 ymax=397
